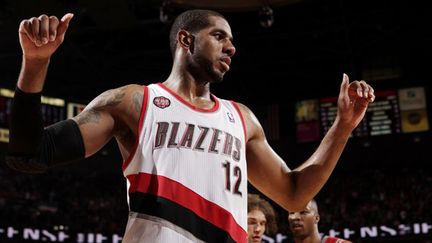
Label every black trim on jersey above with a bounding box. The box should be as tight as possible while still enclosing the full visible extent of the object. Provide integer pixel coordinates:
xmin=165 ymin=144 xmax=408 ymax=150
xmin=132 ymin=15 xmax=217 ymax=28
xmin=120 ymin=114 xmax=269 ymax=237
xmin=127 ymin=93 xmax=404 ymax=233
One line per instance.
xmin=129 ymin=192 xmax=236 ymax=243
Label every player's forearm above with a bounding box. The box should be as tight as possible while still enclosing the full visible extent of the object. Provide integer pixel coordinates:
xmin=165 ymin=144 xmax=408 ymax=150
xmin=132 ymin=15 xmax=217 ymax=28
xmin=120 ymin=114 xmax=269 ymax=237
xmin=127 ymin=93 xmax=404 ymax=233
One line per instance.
xmin=17 ymin=56 xmax=50 ymax=93
xmin=292 ymin=117 xmax=352 ymax=202
xmin=299 ymin=117 xmax=351 ymax=169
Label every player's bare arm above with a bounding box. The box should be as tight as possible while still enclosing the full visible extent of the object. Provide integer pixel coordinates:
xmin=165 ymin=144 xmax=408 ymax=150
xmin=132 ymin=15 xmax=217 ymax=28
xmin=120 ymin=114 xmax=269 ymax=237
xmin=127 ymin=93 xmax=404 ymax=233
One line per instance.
xmin=241 ymin=74 xmax=375 ymax=211
xmin=72 ymin=84 xmax=144 ymax=159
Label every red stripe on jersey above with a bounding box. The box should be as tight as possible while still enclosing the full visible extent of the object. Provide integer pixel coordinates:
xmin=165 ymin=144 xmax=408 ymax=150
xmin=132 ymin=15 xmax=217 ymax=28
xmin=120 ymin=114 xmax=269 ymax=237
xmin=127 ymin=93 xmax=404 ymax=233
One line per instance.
xmin=122 ymin=86 xmax=149 ymax=171
xmin=127 ymin=172 xmax=247 ymax=243
xmin=324 ymin=236 xmax=348 ymax=243
xmin=157 ymin=83 xmax=220 ymax=113
xmin=230 ymin=101 xmax=247 ymax=142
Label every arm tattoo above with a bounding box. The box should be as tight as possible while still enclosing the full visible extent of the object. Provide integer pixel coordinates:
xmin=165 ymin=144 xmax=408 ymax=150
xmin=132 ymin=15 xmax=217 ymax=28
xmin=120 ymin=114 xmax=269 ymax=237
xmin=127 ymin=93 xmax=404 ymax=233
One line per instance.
xmin=132 ymin=91 xmax=144 ymax=114
xmin=75 ymin=109 xmax=101 ymax=125
xmin=75 ymin=87 xmax=127 ymax=125
xmin=106 ymin=88 xmax=126 ymax=107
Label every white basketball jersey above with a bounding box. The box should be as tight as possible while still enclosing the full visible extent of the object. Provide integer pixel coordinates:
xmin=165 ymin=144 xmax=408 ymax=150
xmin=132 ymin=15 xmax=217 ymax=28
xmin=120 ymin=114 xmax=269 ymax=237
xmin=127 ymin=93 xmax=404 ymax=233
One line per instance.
xmin=121 ymin=83 xmax=248 ymax=243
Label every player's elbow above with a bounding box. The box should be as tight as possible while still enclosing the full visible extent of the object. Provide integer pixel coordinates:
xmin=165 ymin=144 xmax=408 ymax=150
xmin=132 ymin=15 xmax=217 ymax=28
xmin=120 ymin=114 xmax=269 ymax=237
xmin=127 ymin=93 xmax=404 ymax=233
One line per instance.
xmin=280 ymin=172 xmax=313 ymax=211
xmin=281 ymin=196 xmax=310 ymax=212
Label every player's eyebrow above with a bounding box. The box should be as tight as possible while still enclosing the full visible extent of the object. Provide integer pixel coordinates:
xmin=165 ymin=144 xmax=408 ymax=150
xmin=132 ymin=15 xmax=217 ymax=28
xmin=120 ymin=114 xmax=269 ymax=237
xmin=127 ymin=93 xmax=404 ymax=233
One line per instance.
xmin=211 ymin=28 xmax=234 ymax=42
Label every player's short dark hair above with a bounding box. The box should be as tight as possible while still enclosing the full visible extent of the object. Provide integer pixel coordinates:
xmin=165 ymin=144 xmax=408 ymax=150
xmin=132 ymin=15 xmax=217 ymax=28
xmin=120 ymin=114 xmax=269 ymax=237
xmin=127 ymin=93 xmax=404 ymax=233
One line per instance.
xmin=248 ymin=194 xmax=278 ymax=235
xmin=169 ymin=9 xmax=225 ymax=55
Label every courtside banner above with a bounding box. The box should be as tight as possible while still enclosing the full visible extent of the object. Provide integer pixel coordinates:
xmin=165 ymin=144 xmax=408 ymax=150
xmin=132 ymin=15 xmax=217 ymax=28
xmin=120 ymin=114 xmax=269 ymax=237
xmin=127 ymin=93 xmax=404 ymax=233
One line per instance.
xmin=1 ymin=222 xmax=431 ymax=242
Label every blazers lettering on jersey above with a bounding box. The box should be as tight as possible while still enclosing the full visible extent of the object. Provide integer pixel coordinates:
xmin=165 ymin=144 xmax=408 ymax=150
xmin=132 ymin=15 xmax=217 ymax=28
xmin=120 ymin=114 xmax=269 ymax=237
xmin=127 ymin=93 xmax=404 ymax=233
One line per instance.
xmin=154 ymin=121 xmax=242 ymax=161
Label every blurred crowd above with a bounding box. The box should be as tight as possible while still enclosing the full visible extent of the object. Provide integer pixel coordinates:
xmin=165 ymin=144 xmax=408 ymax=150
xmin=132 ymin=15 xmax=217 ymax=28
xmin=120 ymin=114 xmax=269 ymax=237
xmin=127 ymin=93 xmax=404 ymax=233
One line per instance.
xmin=0 ymin=165 xmax=128 ymax=235
xmin=317 ymin=168 xmax=432 ymax=232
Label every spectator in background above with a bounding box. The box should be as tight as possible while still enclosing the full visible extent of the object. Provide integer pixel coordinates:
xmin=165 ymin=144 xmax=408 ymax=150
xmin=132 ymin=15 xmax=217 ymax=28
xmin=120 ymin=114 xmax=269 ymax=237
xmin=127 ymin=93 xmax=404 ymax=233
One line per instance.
xmin=247 ymin=193 xmax=277 ymax=243
xmin=288 ymin=199 xmax=351 ymax=243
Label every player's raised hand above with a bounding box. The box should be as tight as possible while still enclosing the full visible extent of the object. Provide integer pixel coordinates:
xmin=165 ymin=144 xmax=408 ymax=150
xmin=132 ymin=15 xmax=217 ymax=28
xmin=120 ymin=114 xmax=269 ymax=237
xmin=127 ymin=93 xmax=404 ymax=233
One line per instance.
xmin=337 ymin=73 xmax=375 ymax=129
xmin=18 ymin=13 xmax=74 ymax=60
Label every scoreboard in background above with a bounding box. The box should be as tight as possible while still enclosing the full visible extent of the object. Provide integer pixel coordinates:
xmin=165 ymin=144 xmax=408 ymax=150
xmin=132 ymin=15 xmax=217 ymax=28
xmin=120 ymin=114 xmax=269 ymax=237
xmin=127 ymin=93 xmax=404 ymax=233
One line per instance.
xmin=0 ymin=88 xmax=86 ymax=143
xmin=296 ymin=87 xmax=429 ymax=143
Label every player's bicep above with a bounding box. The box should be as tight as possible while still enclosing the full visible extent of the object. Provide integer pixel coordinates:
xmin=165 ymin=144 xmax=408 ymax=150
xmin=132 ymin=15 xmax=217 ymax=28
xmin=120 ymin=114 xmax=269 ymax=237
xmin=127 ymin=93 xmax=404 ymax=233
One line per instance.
xmin=72 ymin=88 xmax=126 ymax=157
xmin=73 ymin=107 xmax=115 ymax=157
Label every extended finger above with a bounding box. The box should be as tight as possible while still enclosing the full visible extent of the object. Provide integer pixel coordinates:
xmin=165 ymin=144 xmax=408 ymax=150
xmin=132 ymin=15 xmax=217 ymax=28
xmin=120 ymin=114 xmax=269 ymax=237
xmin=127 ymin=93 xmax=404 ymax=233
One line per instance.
xmin=49 ymin=16 xmax=60 ymax=42
xmin=57 ymin=13 xmax=74 ymax=42
xmin=340 ymin=73 xmax=349 ymax=94
xmin=30 ymin=17 xmax=41 ymax=46
xmin=38 ymin=14 xmax=49 ymax=44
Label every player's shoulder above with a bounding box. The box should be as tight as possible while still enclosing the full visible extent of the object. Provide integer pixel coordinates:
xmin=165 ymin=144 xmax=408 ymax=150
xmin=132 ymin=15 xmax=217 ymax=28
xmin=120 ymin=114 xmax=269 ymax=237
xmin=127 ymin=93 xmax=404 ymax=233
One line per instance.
xmin=89 ymin=84 xmax=146 ymax=110
xmin=230 ymin=101 xmax=253 ymax=116
xmin=116 ymin=84 xmax=146 ymax=93
xmin=230 ymin=101 xmax=264 ymax=141
xmin=229 ymin=101 xmax=256 ymax=124
xmin=109 ymin=84 xmax=146 ymax=100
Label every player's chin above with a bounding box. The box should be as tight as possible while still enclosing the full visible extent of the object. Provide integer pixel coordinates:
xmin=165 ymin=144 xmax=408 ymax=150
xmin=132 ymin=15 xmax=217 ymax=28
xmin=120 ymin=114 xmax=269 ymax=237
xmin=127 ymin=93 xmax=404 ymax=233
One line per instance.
xmin=290 ymin=226 xmax=304 ymax=234
xmin=209 ymin=69 xmax=225 ymax=83
xmin=250 ymin=236 xmax=262 ymax=243
xmin=211 ymin=77 xmax=224 ymax=84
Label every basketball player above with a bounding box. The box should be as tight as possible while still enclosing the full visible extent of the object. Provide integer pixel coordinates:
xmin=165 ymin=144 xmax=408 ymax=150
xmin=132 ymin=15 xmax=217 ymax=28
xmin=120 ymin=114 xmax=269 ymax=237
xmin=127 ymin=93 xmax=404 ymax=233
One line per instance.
xmin=247 ymin=194 xmax=277 ymax=243
xmin=288 ymin=199 xmax=352 ymax=243
xmin=7 ymin=9 xmax=375 ymax=243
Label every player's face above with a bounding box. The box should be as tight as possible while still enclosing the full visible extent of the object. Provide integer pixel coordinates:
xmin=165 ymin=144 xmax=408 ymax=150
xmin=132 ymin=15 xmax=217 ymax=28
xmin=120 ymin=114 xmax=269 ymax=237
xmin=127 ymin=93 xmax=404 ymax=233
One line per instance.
xmin=247 ymin=209 xmax=267 ymax=243
xmin=188 ymin=16 xmax=236 ymax=83
xmin=288 ymin=203 xmax=319 ymax=239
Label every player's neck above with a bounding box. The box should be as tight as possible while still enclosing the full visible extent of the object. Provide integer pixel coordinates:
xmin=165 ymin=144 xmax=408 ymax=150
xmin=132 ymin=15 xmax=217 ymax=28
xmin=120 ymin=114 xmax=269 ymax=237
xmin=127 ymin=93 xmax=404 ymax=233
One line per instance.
xmin=294 ymin=233 xmax=322 ymax=243
xmin=163 ymin=71 xmax=215 ymax=110
xmin=164 ymin=72 xmax=210 ymax=96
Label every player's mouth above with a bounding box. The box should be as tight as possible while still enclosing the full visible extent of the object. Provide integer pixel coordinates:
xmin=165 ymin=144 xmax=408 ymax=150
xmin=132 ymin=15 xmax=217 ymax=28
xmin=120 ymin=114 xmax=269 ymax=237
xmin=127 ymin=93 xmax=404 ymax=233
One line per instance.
xmin=251 ymin=235 xmax=262 ymax=242
xmin=291 ymin=223 xmax=303 ymax=230
xmin=220 ymin=56 xmax=231 ymax=72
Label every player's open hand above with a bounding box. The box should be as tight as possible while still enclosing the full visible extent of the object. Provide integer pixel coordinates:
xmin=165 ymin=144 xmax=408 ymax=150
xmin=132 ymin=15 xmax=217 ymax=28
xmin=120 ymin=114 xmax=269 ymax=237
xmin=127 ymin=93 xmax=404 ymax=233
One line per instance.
xmin=337 ymin=73 xmax=375 ymax=130
xmin=18 ymin=13 xmax=74 ymax=60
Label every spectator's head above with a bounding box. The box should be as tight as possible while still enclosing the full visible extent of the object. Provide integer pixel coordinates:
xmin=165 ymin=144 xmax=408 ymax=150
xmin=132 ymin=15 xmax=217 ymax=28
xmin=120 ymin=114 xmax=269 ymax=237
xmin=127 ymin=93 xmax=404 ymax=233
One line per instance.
xmin=247 ymin=194 xmax=277 ymax=243
xmin=287 ymin=199 xmax=320 ymax=241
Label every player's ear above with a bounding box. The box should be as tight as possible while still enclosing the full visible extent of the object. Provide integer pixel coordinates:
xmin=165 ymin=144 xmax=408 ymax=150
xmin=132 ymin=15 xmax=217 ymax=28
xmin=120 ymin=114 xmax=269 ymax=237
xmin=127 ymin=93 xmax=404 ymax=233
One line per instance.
xmin=177 ymin=30 xmax=194 ymax=52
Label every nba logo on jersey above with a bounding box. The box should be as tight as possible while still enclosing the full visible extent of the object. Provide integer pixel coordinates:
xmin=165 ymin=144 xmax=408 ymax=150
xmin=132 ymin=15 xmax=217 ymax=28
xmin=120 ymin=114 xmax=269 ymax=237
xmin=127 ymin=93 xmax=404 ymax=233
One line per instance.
xmin=153 ymin=96 xmax=171 ymax=109
xmin=227 ymin=112 xmax=235 ymax=123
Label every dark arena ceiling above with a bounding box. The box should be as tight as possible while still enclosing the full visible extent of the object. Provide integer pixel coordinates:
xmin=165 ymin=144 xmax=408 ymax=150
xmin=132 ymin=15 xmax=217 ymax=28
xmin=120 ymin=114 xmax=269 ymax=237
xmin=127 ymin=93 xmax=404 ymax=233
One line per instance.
xmin=0 ymin=0 xmax=431 ymax=104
